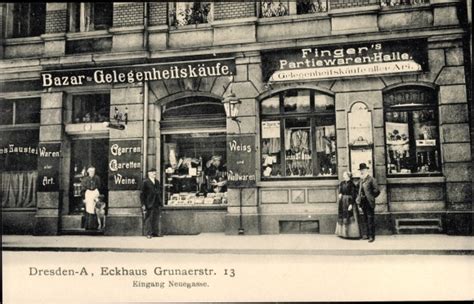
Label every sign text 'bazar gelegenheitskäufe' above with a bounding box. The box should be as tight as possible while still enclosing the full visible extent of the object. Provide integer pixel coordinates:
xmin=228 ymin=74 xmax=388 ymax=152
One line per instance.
xmin=262 ymin=39 xmax=429 ymax=82
xmin=41 ymin=59 xmax=236 ymax=88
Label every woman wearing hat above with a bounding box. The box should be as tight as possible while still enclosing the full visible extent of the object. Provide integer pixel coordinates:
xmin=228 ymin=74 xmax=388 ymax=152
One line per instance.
xmin=335 ymin=171 xmax=361 ymax=239
xmin=356 ymin=163 xmax=380 ymax=242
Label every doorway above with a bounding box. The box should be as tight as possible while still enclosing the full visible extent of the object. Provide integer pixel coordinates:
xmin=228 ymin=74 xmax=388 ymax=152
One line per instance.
xmin=69 ymin=138 xmax=109 ymax=215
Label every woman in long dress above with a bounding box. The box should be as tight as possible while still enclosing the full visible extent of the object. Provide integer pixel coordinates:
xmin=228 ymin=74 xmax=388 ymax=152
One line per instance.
xmin=335 ymin=171 xmax=361 ymax=239
xmin=81 ymin=166 xmax=101 ymax=230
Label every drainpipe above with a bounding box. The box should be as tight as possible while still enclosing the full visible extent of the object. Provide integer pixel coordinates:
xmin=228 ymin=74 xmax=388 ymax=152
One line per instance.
xmin=142 ymin=2 xmax=149 ymax=176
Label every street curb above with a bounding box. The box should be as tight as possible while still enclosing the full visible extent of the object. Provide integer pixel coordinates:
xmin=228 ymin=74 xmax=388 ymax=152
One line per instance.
xmin=3 ymin=247 xmax=474 ymax=255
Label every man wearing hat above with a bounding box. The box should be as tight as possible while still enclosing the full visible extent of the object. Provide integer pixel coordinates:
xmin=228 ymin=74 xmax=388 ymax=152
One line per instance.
xmin=140 ymin=168 xmax=163 ymax=238
xmin=356 ymin=163 xmax=380 ymax=242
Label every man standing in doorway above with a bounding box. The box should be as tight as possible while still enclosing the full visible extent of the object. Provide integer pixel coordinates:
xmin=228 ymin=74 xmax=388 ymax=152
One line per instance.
xmin=356 ymin=163 xmax=380 ymax=243
xmin=140 ymin=168 xmax=163 ymax=239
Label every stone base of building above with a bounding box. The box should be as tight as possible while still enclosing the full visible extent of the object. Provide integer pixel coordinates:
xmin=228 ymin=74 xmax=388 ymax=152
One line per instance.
xmin=2 ymin=210 xmax=36 ymax=235
xmin=225 ymin=214 xmax=260 ymax=235
xmin=105 ymin=215 xmax=143 ymax=236
xmin=34 ymin=216 xmax=59 ymax=235
xmin=161 ymin=208 xmax=226 ymax=235
xmin=254 ymin=213 xmax=394 ymax=235
xmin=445 ymin=212 xmax=474 ymax=236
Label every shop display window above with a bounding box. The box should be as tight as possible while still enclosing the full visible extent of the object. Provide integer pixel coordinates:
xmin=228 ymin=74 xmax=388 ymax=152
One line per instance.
xmin=162 ymin=132 xmax=228 ymax=206
xmin=0 ymin=98 xmax=40 ymax=126
xmin=0 ymin=129 xmax=39 ymax=208
xmin=384 ymin=87 xmax=441 ymax=175
xmin=261 ymin=89 xmax=337 ymax=179
xmin=72 ymin=93 xmax=110 ymax=123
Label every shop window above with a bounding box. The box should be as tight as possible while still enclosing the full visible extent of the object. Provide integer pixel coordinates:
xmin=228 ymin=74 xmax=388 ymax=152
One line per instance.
xmin=0 ymin=98 xmax=41 ymax=126
xmin=260 ymin=0 xmax=328 ymax=17
xmin=72 ymin=93 xmax=110 ymax=123
xmin=68 ymin=2 xmax=113 ymax=32
xmin=169 ymin=2 xmax=213 ymax=27
xmin=0 ymin=129 xmax=39 ymax=208
xmin=261 ymin=89 xmax=337 ymax=179
xmin=10 ymin=3 xmax=46 ymax=38
xmin=161 ymin=96 xmax=227 ymax=206
xmin=384 ymin=86 xmax=441 ymax=175
xmin=163 ymin=133 xmax=227 ymax=206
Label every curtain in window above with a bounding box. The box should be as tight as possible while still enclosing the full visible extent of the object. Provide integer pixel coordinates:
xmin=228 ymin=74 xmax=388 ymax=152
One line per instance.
xmin=1 ymin=171 xmax=37 ymax=208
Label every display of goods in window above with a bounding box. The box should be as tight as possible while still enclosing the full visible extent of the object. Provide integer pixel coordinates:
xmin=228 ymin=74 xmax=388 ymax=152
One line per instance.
xmin=163 ymin=133 xmax=228 ymax=206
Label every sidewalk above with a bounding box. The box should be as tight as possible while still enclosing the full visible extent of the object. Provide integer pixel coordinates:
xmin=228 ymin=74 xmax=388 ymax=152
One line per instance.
xmin=3 ymin=233 xmax=474 ymax=255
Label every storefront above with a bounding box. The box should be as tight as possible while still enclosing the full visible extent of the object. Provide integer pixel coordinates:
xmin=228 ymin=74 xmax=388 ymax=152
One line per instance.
xmin=1 ymin=36 xmax=471 ymax=236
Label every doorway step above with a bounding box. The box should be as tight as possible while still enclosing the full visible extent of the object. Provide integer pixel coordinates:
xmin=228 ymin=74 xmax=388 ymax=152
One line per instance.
xmin=60 ymin=215 xmax=104 ymax=235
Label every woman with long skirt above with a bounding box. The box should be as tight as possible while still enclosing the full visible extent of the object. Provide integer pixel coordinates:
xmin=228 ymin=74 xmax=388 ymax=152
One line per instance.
xmin=335 ymin=171 xmax=361 ymax=239
xmin=81 ymin=166 xmax=100 ymax=230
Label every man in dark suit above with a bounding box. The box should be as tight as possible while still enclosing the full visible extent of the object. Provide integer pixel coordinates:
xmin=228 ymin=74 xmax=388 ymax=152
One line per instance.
xmin=356 ymin=163 xmax=380 ymax=242
xmin=140 ymin=168 xmax=163 ymax=238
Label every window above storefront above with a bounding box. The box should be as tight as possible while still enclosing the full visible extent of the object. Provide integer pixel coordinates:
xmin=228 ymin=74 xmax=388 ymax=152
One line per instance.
xmin=383 ymin=86 xmax=441 ymax=176
xmin=72 ymin=93 xmax=110 ymax=124
xmin=162 ymin=96 xmax=225 ymax=119
xmin=0 ymin=98 xmax=40 ymax=126
xmin=260 ymin=89 xmax=336 ymax=179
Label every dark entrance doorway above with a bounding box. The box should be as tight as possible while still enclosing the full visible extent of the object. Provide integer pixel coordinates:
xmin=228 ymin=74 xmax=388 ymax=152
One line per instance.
xmin=69 ymin=138 xmax=109 ymax=215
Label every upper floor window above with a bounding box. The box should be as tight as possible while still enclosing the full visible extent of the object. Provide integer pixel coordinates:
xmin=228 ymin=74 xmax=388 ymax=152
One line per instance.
xmin=384 ymin=86 xmax=441 ymax=176
xmin=261 ymin=89 xmax=336 ymax=179
xmin=68 ymin=2 xmax=113 ymax=32
xmin=380 ymin=0 xmax=429 ymax=7
xmin=169 ymin=2 xmax=213 ymax=27
xmin=260 ymin=0 xmax=328 ymax=17
xmin=72 ymin=93 xmax=110 ymax=123
xmin=9 ymin=3 xmax=46 ymax=38
xmin=0 ymin=98 xmax=41 ymax=126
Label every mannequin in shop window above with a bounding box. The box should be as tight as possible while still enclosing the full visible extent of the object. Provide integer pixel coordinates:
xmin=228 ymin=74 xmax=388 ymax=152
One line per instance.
xmin=81 ymin=166 xmax=101 ymax=230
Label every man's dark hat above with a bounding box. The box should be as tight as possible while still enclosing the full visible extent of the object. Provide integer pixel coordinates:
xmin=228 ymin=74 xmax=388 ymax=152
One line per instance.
xmin=358 ymin=163 xmax=369 ymax=170
xmin=147 ymin=168 xmax=157 ymax=172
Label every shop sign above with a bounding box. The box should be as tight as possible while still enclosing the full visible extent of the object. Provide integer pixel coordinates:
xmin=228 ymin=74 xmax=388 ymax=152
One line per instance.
xmin=41 ymin=59 xmax=236 ymax=88
xmin=37 ymin=143 xmax=61 ymax=192
xmin=108 ymin=140 xmax=142 ymax=190
xmin=0 ymin=144 xmax=38 ymax=156
xmin=262 ymin=39 xmax=428 ymax=82
xmin=226 ymin=135 xmax=256 ymax=188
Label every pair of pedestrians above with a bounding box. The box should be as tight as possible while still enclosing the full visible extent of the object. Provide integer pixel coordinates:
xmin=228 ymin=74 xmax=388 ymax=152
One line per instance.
xmin=335 ymin=163 xmax=380 ymax=242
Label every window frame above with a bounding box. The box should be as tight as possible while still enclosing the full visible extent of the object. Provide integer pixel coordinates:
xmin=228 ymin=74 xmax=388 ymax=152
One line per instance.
xmin=67 ymin=2 xmax=113 ymax=33
xmin=383 ymin=86 xmax=442 ymax=177
xmin=8 ymin=3 xmax=46 ymax=38
xmin=0 ymin=97 xmax=41 ymax=127
xmin=260 ymin=89 xmax=337 ymax=180
xmin=168 ymin=1 xmax=214 ymax=28
xmin=68 ymin=92 xmax=111 ymax=124
xmin=259 ymin=0 xmax=328 ymax=18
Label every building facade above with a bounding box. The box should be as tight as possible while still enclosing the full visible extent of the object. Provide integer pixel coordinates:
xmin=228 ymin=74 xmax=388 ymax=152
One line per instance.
xmin=1 ymin=1 xmax=472 ymax=236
